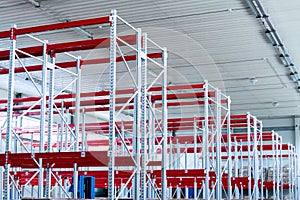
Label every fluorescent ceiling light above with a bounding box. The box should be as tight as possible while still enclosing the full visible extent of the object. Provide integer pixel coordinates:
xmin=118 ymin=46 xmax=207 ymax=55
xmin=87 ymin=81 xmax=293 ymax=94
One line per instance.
xmin=265 ymin=29 xmax=277 ymax=46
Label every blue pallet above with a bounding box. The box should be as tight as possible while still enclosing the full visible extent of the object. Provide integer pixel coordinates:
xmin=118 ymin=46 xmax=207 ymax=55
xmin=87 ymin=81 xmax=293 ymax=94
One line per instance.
xmin=71 ymin=175 xmax=95 ymax=199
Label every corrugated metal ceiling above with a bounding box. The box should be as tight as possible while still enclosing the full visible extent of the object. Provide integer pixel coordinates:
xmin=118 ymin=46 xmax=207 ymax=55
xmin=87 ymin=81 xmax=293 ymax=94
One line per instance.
xmin=0 ymin=0 xmax=299 ymax=117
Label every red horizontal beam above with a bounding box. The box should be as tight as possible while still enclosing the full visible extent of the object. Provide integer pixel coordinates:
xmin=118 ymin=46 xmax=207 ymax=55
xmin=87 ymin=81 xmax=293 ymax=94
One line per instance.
xmin=176 ymin=144 xmax=290 ymax=153
xmin=0 ymin=52 xmax=162 ymax=75
xmin=0 ymin=91 xmax=213 ymax=112
xmin=112 ymin=132 xmax=274 ymax=146
xmin=12 ymin=168 xmax=293 ymax=189
xmin=150 ymin=84 xmax=204 ymax=91
xmin=0 ymin=151 xmax=143 ymax=168
xmin=151 ymin=92 xmax=215 ymax=101
xmin=0 ymin=16 xmax=110 ymax=39
xmin=0 ymin=35 xmax=136 ymax=61
xmin=221 ymin=154 xmax=290 ymax=159
xmin=0 ymin=83 xmax=206 ymax=105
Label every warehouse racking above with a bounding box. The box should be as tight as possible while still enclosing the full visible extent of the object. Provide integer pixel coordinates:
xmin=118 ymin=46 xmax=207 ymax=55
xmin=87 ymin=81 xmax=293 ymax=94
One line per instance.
xmin=0 ymin=9 xmax=298 ymax=200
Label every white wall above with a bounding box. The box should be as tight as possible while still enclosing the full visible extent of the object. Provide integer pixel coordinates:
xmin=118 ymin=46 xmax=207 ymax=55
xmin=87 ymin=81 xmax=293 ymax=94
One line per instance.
xmin=262 ymin=117 xmax=295 ymax=145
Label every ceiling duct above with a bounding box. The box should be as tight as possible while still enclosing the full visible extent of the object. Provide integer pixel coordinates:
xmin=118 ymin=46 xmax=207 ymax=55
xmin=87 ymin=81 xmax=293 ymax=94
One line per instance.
xmin=245 ymin=0 xmax=300 ymax=91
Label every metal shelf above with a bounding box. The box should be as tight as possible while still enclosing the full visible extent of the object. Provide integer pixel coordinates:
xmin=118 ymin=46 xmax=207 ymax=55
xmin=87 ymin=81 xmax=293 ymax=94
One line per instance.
xmin=0 ymin=9 xmax=298 ymax=200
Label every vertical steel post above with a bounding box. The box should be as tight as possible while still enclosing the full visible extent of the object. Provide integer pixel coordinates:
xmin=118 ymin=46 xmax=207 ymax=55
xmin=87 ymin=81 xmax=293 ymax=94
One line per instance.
xmin=13 ymin=119 xmax=18 ymax=153
xmin=253 ymin=116 xmax=259 ymax=200
xmin=293 ymin=150 xmax=296 ymax=200
xmin=295 ymin=148 xmax=298 ymax=200
xmin=259 ymin=121 xmax=264 ymax=200
xmin=47 ymin=55 xmax=55 ymax=153
xmin=216 ymin=89 xmax=222 ymax=200
xmin=194 ymin=116 xmax=198 ymax=169
xmin=45 ymin=166 xmax=52 ymax=198
xmin=38 ymin=158 xmax=43 ymax=198
xmin=74 ymin=56 xmax=81 ymax=151
xmin=63 ymin=178 xmax=68 ymax=198
xmin=289 ymin=147 xmax=292 ymax=199
xmin=295 ymin=153 xmax=299 ymax=200
xmin=147 ymin=93 xmax=153 ymax=161
xmin=194 ymin=116 xmax=197 ymax=169
xmin=121 ymin=122 xmax=125 ymax=156
xmin=240 ymin=139 xmax=243 ymax=178
xmin=241 ymin=184 xmax=244 ymax=199
xmin=133 ymin=27 xmax=142 ymax=200
xmin=294 ymin=153 xmax=296 ymax=200
xmin=194 ymin=179 xmax=197 ymax=200
xmin=40 ymin=40 xmax=48 ymax=152
xmin=4 ymin=24 xmax=17 ymax=200
xmin=203 ymin=81 xmax=210 ymax=199
xmin=140 ymin=32 xmax=147 ymax=200
xmin=291 ymin=150 xmax=295 ymax=200
xmin=247 ymin=113 xmax=252 ymax=200
xmin=58 ymin=181 xmax=62 ymax=198
xmin=81 ymin=108 xmax=86 ymax=151
xmin=45 ymin=54 xmax=55 ymax=199
xmin=0 ymin=166 xmax=3 ymax=200
xmin=176 ymin=139 xmax=180 ymax=169
xmin=176 ymin=185 xmax=180 ymax=199
xmin=168 ymin=186 xmax=172 ymax=199
xmin=169 ymin=138 xmax=173 ymax=169
xmin=294 ymin=150 xmax=298 ymax=200
xmin=279 ymin=137 xmax=283 ymax=200
xmin=185 ymin=142 xmax=188 ymax=172
xmin=234 ymin=137 xmax=239 ymax=199
xmin=108 ymin=9 xmax=117 ymax=200
xmin=11 ymin=175 xmax=15 ymax=200
xmin=272 ymin=132 xmax=276 ymax=199
xmin=288 ymin=144 xmax=292 ymax=200
xmin=60 ymin=101 xmax=65 ymax=151
xmin=275 ymin=134 xmax=280 ymax=200
xmin=202 ymin=120 xmax=205 ymax=170
xmin=161 ymin=47 xmax=168 ymax=200
xmin=227 ymin=96 xmax=232 ymax=200
xmin=185 ymin=186 xmax=188 ymax=199
xmin=73 ymin=163 xmax=78 ymax=198
xmin=0 ymin=131 xmax=2 ymax=153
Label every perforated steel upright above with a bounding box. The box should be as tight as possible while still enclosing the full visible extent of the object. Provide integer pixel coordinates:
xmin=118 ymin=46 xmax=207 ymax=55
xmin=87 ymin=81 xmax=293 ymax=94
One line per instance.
xmin=3 ymin=24 xmax=17 ymax=200
xmin=108 ymin=9 xmax=117 ymax=200
xmin=216 ymin=89 xmax=222 ymax=200
xmin=140 ymin=32 xmax=147 ymax=200
xmin=227 ymin=96 xmax=232 ymax=200
xmin=161 ymin=47 xmax=168 ymax=200
xmin=203 ymin=81 xmax=210 ymax=199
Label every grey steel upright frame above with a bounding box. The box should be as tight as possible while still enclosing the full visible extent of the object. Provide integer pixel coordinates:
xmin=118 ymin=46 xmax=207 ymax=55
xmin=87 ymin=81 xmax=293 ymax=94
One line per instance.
xmin=253 ymin=115 xmax=259 ymax=200
xmin=161 ymin=47 xmax=168 ymax=200
xmin=203 ymin=81 xmax=210 ymax=200
xmin=227 ymin=97 xmax=232 ymax=200
xmin=215 ymin=89 xmax=222 ymax=200
xmin=140 ymin=32 xmax=147 ymax=200
xmin=107 ymin=9 xmax=167 ymax=200
xmin=45 ymin=55 xmax=55 ymax=198
xmin=108 ymin=9 xmax=117 ymax=200
xmin=132 ymin=27 xmax=142 ymax=200
xmin=259 ymin=120 xmax=264 ymax=200
xmin=4 ymin=24 xmax=17 ymax=200
xmin=247 ymin=113 xmax=252 ymax=200
xmin=1 ymin=23 xmax=82 ymax=198
xmin=39 ymin=40 xmax=48 ymax=153
xmin=203 ymin=81 xmax=231 ymax=200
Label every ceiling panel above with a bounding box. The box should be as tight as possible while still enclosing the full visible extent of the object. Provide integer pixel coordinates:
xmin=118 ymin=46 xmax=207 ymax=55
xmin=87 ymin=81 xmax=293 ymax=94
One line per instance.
xmin=0 ymin=0 xmax=299 ymax=118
